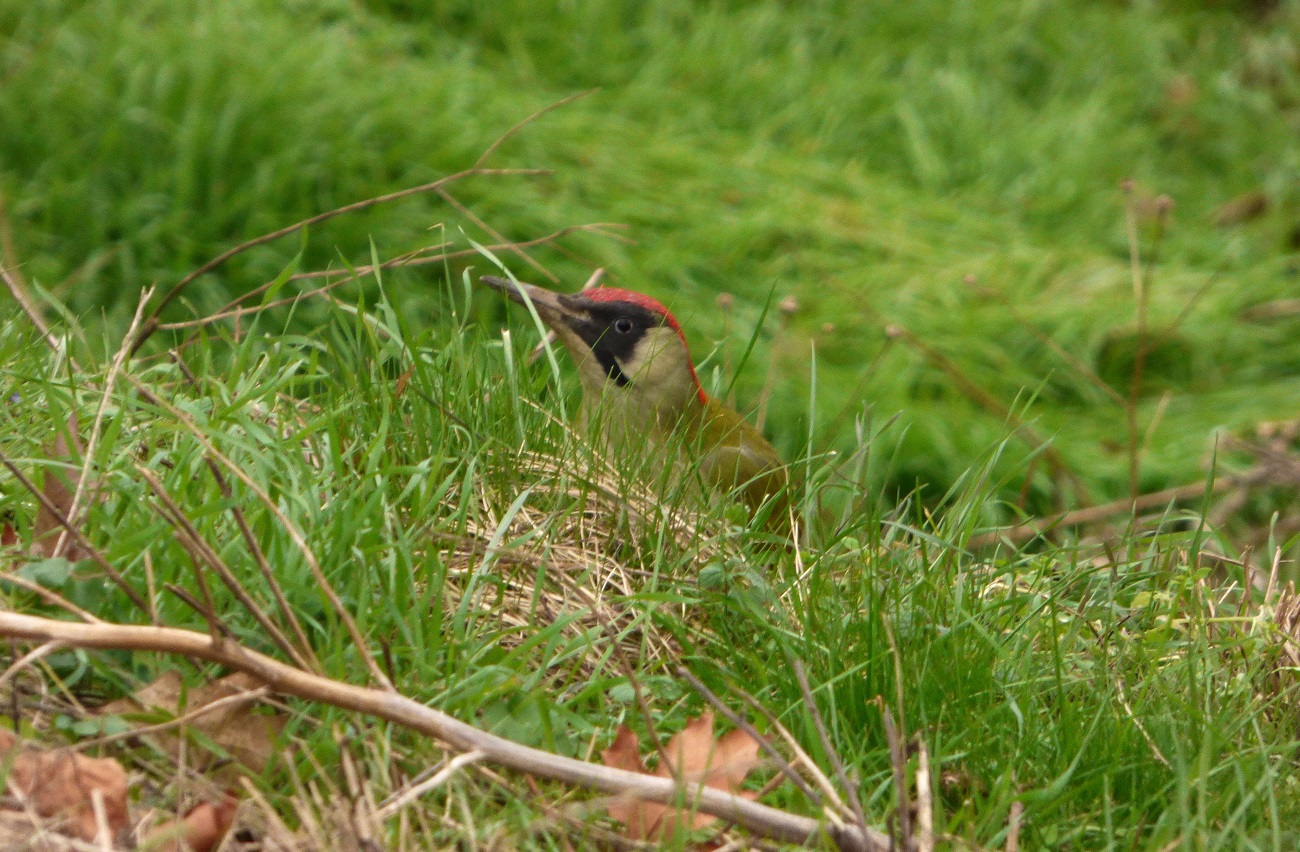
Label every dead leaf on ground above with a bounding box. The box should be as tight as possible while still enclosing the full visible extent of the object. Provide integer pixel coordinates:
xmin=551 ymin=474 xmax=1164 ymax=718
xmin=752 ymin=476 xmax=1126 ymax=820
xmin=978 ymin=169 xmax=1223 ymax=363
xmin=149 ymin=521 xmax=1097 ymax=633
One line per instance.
xmin=31 ymin=416 xmax=89 ymax=561
xmin=97 ymin=670 xmax=285 ymax=776
xmin=600 ymin=711 xmax=764 ymax=841
xmin=142 ymin=794 xmax=239 ymax=852
xmin=0 ymin=728 xmax=129 ymax=842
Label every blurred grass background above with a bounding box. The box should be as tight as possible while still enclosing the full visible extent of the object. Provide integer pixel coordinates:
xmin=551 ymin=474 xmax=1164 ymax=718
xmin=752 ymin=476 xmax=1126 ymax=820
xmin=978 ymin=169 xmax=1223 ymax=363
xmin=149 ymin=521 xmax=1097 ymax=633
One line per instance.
xmin=3 ymin=0 xmax=1300 ymax=512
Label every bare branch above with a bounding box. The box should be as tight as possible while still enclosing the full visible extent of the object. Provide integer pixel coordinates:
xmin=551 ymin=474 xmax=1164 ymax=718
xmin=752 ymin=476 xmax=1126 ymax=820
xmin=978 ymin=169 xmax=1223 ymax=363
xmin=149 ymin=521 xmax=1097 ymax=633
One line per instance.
xmin=793 ymin=660 xmax=870 ymax=844
xmin=675 ymin=664 xmax=823 ymax=807
xmin=0 ymin=612 xmax=890 ymax=852
xmin=135 ymin=464 xmax=315 ymax=671
xmin=439 ymin=187 xmax=559 ymax=283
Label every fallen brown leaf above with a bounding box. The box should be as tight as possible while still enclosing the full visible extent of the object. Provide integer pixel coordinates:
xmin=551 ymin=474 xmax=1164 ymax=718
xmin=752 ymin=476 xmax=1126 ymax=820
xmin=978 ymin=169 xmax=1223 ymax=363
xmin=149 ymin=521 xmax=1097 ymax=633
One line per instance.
xmin=142 ymin=794 xmax=239 ymax=852
xmin=31 ymin=417 xmax=88 ymax=561
xmin=98 ymin=670 xmax=285 ymax=776
xmin=0 ymin=728 xmax=129 ymax=842
xmin=600 ymin=712 xmax=763 ymax=842
xmin=601 ymin=725 xmax=664 ymax=838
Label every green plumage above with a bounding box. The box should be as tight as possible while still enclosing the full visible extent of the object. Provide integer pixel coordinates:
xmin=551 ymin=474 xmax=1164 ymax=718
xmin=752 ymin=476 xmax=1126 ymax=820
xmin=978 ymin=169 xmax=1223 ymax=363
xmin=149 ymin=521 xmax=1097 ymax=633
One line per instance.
xmin=481 ymin=275 xmax=791 ymax=534
xmin=692 ymin=396 xmax=790 ymax=527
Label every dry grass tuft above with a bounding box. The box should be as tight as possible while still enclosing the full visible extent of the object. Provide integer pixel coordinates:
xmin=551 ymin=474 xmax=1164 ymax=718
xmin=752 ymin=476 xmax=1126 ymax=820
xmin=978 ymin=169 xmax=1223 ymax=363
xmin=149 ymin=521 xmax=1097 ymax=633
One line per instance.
xmin=439 ymin=444 xmax=734 ymax=676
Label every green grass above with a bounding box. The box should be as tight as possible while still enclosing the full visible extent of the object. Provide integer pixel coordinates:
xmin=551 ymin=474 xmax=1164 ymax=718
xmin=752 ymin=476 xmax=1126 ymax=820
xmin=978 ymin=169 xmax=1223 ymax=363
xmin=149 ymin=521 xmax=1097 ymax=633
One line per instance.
xmin=5 ymin=1 xmax=1300 ymax=847
xmin=4 ymin=0 xmax=1300 ymax=511
xmin=3 ymin=283 xmax=1300 ymax=848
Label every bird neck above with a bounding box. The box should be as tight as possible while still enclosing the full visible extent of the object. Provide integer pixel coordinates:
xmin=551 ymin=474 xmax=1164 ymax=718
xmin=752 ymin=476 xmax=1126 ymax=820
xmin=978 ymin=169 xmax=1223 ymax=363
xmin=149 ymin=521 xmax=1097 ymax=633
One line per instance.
xmin=580 ymin=369 xmax=707 ymax=444
xmin=577 ymin=343 xmax=708 ymax=452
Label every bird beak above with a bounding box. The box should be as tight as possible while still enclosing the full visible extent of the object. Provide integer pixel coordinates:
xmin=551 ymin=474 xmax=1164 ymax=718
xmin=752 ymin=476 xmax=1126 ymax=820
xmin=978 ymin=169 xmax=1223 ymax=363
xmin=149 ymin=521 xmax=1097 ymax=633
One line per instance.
xmin=480 ymin=275 xmax=579 ymax=328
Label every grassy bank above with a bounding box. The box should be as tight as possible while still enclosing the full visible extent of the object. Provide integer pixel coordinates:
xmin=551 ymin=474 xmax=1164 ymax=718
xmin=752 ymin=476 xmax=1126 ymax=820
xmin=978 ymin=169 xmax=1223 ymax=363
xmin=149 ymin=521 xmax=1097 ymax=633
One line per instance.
xmin=2 ymin=292 xmax=1299 ymax=847
xmin=3 ymin=2 xmax=1300 ymax=846
xmin=3 ymin=0 xmax=1300 ymax=509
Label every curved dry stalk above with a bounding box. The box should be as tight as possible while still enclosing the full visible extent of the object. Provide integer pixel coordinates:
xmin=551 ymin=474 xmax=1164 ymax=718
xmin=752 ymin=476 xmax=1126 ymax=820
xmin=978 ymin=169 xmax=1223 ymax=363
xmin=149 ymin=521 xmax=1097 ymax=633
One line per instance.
xmin=53 ymin=287 xmax=153 ymax=561
xmin=124 ymin=374 xmax=392 ymax=691
xmin=674 ymin=665 xmax=823 ymax=807
xmin=135 ymin=464 xmax=315 ymax=672
xmin=375 ymin=750 xmax=486 ymax=819
xmin=0 ymin=612 xmax=890 ymax=852
xmin=0 ymin=191 xmax=68 ymax=361
xmin=472 ymin=90 xmax=598 ymax=169
xmin=0 ymin=572 xmax=99 ymax=624
xmin=157 ymin=224 xmax=626 ymax=336
xmin=968 ymin=472 xmax=1249 ymax=548
xmin=72 ymin=685 xmax=269 ymax=752
xmin=0 ymin=641 xmax=66 ymax=691
xmin=793 ymin=659 xmax=870 ymax=843
xmin=0 ymin=450 xmax=152 ymax=617
xmin=131 ymin=167 xmax=550 ymax=353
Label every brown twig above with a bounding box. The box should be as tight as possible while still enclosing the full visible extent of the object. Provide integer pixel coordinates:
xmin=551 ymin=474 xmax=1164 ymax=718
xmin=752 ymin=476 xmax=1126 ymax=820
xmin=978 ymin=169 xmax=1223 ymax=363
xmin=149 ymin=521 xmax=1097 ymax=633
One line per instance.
xmin=1005 ymin=800 xmax=1023 ymax=852
xmin=125 ymin=373 xmax=392 ymax=691
xmin=73 ymin=685 xmax=270 ymax=752
xmin=791 ymin=660 xmax=869 ymax=843
xmin=135 ymin=464 xmax=314 ymax=670
xmin=0 ymin=571 xmax=101 ymax=624
xmin=0 ymin=191 xmax=66 ymax=358
xmin=139 ymin=88 xmax=598 ymax=352
xmin=0 ymin=641 xmax=66 ymax=692
xmin=161 ymin=580 xmax=230 ymax=645
xmin=730 ymin=685 xmax=853 ymax=823
xmin=53 ymin=287 xmax=153 ymax=560
xmin=438 ymin=187 xmax=558 ymax=283
xmin=967 ymin=470 xmax=1252 ymax=548
xmin=158 ymin=225 xmax=623 ymax=337
xmin=0 ymin=449 xmax=152 ymax=617
xmin=0 ymin=611 xmax=890 ymax=852
xmin=375 ymin=750 xmax=486 ymax=820
xmin=878 ymin=704 xmax=910 ymax=850
xmin=473 ymin=90 xmax=599 ymax=169
xmin=131 ymin=167 xmax=550 ymax=354
xmin=879 ymin=616 xmax=912 ymax=850
xmin=204 ymin=450 xmax=318 ymax=669
xmin=165 ymin=350 xmax=319 ymax=669
xmin=674 ymin=665 xmax=823 ymax=806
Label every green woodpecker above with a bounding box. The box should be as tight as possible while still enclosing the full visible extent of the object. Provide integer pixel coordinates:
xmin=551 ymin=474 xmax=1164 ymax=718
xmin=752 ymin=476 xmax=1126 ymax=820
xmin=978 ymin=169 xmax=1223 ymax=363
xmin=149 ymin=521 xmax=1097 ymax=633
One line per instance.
xmin=481 ymin=275 xmax=789 ymax=526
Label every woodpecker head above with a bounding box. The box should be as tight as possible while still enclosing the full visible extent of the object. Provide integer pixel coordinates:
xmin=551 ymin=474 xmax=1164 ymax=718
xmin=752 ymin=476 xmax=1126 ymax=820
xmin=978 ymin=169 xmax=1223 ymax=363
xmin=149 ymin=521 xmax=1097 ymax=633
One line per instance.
xmin=482 ymin=275 xmax=707 ymax=422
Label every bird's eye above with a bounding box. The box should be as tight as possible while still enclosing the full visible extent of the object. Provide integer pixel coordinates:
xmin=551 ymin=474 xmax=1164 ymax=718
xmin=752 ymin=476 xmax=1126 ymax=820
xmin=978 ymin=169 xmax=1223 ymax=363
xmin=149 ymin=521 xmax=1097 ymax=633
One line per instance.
xmin=613 ymin=318 xmax=634 ymax=334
